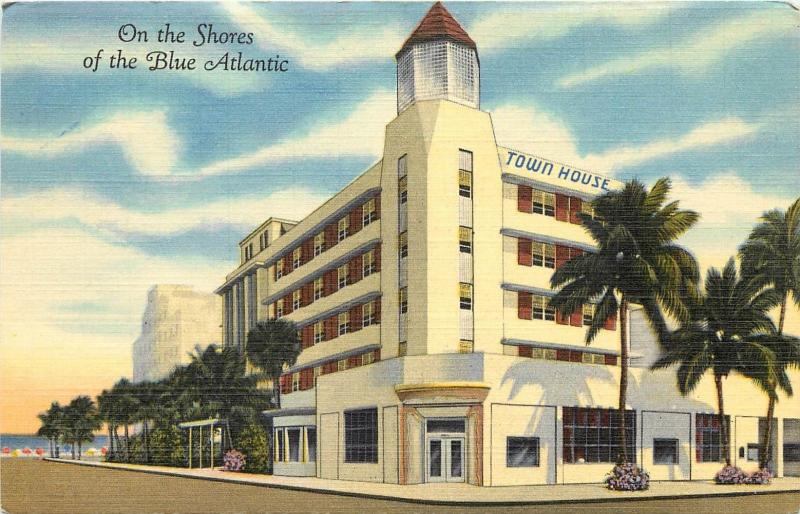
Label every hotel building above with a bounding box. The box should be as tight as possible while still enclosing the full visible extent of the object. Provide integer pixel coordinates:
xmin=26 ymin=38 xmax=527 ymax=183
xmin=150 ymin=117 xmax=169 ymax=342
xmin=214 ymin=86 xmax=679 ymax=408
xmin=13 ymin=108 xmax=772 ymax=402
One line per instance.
xmin=215 ymin=2 xmax=800 ymax=485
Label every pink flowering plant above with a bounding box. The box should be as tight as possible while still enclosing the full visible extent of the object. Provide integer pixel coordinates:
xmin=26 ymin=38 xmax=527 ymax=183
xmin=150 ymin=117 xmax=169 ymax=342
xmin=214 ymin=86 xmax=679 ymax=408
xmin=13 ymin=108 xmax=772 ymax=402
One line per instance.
xmin=605 ymin=463 xmax=650 ymax=491
xmin=714 ymin=466 xmax=772 ymax=485
xmin=223 ymin=449 xmax=246 ymax=472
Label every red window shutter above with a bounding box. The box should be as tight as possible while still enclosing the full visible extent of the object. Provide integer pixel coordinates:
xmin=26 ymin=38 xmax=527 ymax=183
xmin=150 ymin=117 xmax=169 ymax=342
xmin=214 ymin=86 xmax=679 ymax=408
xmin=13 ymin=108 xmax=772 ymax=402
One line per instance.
xmin=350 ymin=306 xmax=362 ymax=332
xmin=569 ymin=197 xmax=582 ymax=224
xmin=348 ymin=355 xmax=361 ymax=369
xmin=556 ymin=349 xmax=570 ymax=361
xmin=300 ymin=327 xmax=310 ymax=349
xmin=280 ymin=375 xmax=290 ymax=395
xmin=325 ymin=316 xmax=337 ymax=340
xmin=374 ymin=299 xmax=381 ymax=323
xmin=374 ymin=245 xmax=381 ymax=272
xmin=302 ymin=368 xmax=314 ymax=390
xmin=570 ymin=309 xmax=582 ymax=327
xmin=518 ymin=345 xmax=532 ymax=358
xmin=569 ymin=350 xmax=582 ymax=362
xmin=325 ymin=223 xmax=337 ymax=249
xmin=301 ymin=240 xmax=311 ymax=264
xmin=517 ymin=292 xmax=532 ymax=320
xmin=555 ymin=194 xmax=569 ymax=222
xmin=324 ymin=270 xmax=336 ymax=296
xmin=570 ymin=248 xmax=583 ymax=258
xmin=603 ymin=314 xmax=617 ymax=330
xmin=305 ymin=283 xmax=315 ymax=306
xmin=350 ymin=207 xmax=363 ymax=234
xmin=518 ymin=239 xmax=532 ymax=266
xmin=283 ymin=293 xmax=293 ymax=315
xmin=555 ymin=245 xmax=570 ymax=268
xmin=517 ymin=185 xmax=532 ymax=213
xmin=273 ymin=265 xmax=278 ymax=282
xmin=350 ymin=256 xmax=363 ymax=283
xmin=556 ymin=310 xmax=569 ymax=325
xmin=374 ymin=196 xmax=381 ymax=220
xmin=306 ymin=326 xmax=315 ymax=347
xmin=283 ymin=254 xmax=292 ymax=275
xmin=373 ymin=349 xmax=381 ymax=361
xmin=604 ymin=354 xmax=618 ymax=366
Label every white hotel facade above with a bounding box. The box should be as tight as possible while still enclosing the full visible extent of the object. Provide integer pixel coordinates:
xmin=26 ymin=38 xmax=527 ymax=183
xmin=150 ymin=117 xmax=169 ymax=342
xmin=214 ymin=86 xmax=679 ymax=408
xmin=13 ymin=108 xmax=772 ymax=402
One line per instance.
xmin=215 ymin=2 xmax=800 ymax=485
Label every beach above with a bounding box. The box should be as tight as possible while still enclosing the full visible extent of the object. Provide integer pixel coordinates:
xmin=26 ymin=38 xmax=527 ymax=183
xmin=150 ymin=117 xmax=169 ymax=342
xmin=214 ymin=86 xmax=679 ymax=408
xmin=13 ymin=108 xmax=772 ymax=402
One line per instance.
xmin=2 ymin=459 xmax=800 ymax=514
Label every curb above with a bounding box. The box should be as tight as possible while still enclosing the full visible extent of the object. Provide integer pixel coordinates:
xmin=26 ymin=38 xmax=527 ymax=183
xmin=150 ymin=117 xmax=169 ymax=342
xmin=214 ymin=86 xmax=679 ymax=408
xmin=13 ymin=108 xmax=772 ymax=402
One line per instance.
xmin=42 ymin=459 xmax=800 ymax=507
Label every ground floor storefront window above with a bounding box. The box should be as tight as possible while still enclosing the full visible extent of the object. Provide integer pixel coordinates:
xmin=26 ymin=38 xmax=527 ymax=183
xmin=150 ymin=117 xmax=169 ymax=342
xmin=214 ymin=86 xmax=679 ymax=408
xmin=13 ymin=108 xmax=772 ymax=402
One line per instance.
xmin=344 ymin=408 xmax=378 ymax=463
xmin=274 ymin=426 xmax=317 ymax=463
xmin=562 ymin=407 xmax=636 ymax=463
xmin=695 ymin=413 xmax=729 ymax=463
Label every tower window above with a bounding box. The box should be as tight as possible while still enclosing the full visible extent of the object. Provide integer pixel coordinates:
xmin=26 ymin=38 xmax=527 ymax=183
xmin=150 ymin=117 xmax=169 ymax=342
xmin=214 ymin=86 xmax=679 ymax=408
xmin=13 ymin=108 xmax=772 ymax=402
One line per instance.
xmin=533 ymin=190 xmax=556 ymax=217
xmin=338 ymin=217 xmax=349 ymax=242
xmin=399 ymin=231 xmax=408 ymax=258
xmin=292 ymin=290 xmax=301 ymax=310
xmin=314 ymin=321 xmax=324 ymax=343
xmin=532 ymin=242 xmax=556 ymax=269
xmin=292 ymin=247 xmax=301 ymax=270
xmin=399 ymin=176 xmax=408 ymax=204
xmin=314 ymin=277 xmax=323 ymax=300
xmin=398 ymin=154 xmax=407 ymax=178
xmin=399 ymin=287 xmax=408 ymax=314
xmin=337 ymin=265 xmax=349 ymax=290
xmin=459 ymin=227 xmax=472 ymax=254
xmin=363 ymin=198 xmax=377 ymax=226
xmin=459 ymin=170 xmax=472 ymax=198
xmin=459 ymin=283 xmax=473 ymax=310
xmin=314 ymin=232 xmax=325 ymax=256
xmin=338 ymin=312 xmax=350 ymax=336
xmin=458 ymin=149 xmax=473 ymax=172
xmin=363 ymin=250 xmax=376 ymax=277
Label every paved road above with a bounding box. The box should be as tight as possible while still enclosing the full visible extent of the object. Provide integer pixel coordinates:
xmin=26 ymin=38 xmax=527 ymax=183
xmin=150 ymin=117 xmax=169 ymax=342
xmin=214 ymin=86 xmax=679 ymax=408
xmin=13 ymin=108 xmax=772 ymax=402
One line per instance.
xmin=2 ymin=459 xmax=799 ymax=514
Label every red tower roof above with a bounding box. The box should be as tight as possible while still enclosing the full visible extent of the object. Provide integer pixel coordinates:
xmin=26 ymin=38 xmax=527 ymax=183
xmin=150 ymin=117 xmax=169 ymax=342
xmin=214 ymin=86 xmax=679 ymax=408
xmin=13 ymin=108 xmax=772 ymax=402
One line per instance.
xmin=396 ymin=2 xmax=477 ymax=57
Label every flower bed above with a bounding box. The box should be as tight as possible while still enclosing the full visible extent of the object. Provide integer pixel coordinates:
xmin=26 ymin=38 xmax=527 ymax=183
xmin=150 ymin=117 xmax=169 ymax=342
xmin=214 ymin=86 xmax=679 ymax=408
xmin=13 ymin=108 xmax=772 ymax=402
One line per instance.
xmin=605 ymin=463 xmax=650 ymax=491
xmin=223 ymin=449 xmax=246 ymax=472
xmin=714 ymin=466 xmax=772 ymax=485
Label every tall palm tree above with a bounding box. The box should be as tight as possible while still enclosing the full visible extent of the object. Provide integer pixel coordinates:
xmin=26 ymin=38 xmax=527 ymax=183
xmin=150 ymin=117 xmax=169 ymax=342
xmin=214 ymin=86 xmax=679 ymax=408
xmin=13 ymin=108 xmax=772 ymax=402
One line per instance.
xmin=132 ymin=381 xmax=163 ymax=463
xmin=550 ymin=177 xmax=700 ymax=463
xmin=739 ymin=197 xmax=800 ymax=469
xmin=96 ymin=388 xmax=119 ymax=459
xmin=737 ymin=332 xmax=800 ymax=471
xmin=652 ymin=258 xmax=779 ymax=466
xmin=37 ymin=402 xmax=63 ymax=458
xmin=740 ymin=197 xmax=800 ymax=334
xmin=245 ymin=320 xmax=301 ymax=410
xmin=63 ymin=396 xmax=102 ymax=460
xmin=111 ymin=378 xmax=139 ymax=462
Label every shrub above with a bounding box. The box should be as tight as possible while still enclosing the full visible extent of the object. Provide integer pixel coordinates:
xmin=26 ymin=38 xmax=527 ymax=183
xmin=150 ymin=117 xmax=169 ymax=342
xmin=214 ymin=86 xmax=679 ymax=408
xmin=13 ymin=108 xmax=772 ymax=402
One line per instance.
xmin=746 ymin=469 xmax=772 ymax=485
xmin=235 ymin=423 xmax=269 ymax=474
xmin=605 ymin=463 xmax=650 ymax=491
xmin=715 ymin=466 xmax=749 ymax=484
xmin=148 ymin=425 xmax=185 ymax=467
xmin=223 ymin=449 xmax=246 ymax=471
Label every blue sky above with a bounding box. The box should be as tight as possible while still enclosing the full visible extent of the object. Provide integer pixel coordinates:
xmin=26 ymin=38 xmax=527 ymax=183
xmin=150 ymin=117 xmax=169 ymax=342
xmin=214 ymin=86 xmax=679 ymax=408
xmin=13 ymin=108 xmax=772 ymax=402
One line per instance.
xmin=0 ymin=1 xmax=798 ymax=431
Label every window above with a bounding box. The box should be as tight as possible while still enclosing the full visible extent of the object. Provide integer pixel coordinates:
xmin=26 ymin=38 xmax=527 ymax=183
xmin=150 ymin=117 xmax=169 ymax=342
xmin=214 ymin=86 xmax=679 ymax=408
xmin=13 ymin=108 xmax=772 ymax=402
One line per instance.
xmin=398 ymin=341 xmax=408 ymax=356
xmin=583 ymin=304 xmax=594 ymax=326
xmin=314 ymin=277 xmax=324 ymax=300
xmin=563 ymin=407 xmax=636 ymax=464
xmin=314 ymin=322 xmax=324 ymax=343
xmin=260 ymin=231 xmax=269 ymax=250
xmin=532 ymin=295 xmax=555 ymax=321
xmin=338 ymin=312 xmax=350 ymax=336
xmin=532 ymin=190 xmax=556 ymax=217
xmin=459 ymin=282 xmax=473 ymax=310
xmin=747 ymin=444 xmax=759 ymax=462
xmin=696 ymin=414 xmax=729 ymax=463
xmin=531 ymin=242 xmax=555 ymax=268
xmin=458 ymin=340 xmax=473 ymax=353
xmin=427 ymin=419 xmax=466 ymax=433
xmin=458 ymin=170 xmax=472 ymax=198
xmin=459 ymin=227 xmax=472 ymax=254
xmin=337 ymin=265 xmax=349 ymax=289
xmin=275 ymin=263 xmax=283 ymax=280
xmin=338 ymin=217 xmax=348 ymax=242
xmin=399 ymin=288 xmax=408 ymax=314
xmin=654 ymin=438 xmax=679 ymax=464
xmin=244 ymin=243 xmax=253 ymax=261
xmin=363 ymin=250 xmax=376 ymax=277
xmin=275 ymin=428 xmax=285 ymax=462
xmin=399 ymin=176 xmax=408 ymax=204
xmin=292 ymin=290 xmax=301 ymax=310
xmin=363 ymin=198 xmax=377 ymax=226
xmin=784 ymin=444 xmax=800 ymax=463
xmin=458 ymin=149 xmax=473 ymax=172
xmin=307 ymin=427 xmax=317 ymax=462
xmin=362 ymin=351 xmax=375 ymax=366
xmin=311 ymin=233 xmax=323 ymax=257
xmin=275 ymin=299 xmax=284 ymax=319
xmin=581 ymin=200 xmax=595 ymax=220
xmin=292 ymin=248 xmax=301 ymax=270
xmin=337 ymin=359 xmax=347 ymax=372
xmin=362 ymin=302 xmax=375 ymax=328
xmin=398 ymin=154 xmax=407 ymax=178
xmin=292 ymin=372 xmax=300 ymax=392
xmin=288 ymin=428 xmax=301 ymax=462
xmin=507 ymin=437 xmax=540 ymax=467
xmin=399 ymin=231 xmax=408 ymax=258
xmin=344 ymin=408 xmax=378 ymax=463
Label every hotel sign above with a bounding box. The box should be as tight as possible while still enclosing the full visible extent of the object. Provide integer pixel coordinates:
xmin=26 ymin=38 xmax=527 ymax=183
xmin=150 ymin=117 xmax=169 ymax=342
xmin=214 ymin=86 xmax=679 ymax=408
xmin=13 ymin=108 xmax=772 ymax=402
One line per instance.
xmin=499 ymin=147 xmax=621 ymax=194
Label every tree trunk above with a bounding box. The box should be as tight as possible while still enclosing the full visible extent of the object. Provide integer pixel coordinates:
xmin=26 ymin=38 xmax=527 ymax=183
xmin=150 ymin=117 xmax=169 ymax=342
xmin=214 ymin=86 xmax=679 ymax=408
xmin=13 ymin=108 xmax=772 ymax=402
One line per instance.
xmin=78 ymin=440 xmax=82 ymax=460
xmin=760 ymin=393 xmax=776 ymax=471
xmin=275 ymin=377 xmax=282 ymax=410
xmin=618 ymin=297 xmax=629 ymax=464
xmin=715 ymin=374 xmax=730 ymax=466
xmin=71 ymin=441 xmax=75 ymax=460
xmin=143 ymin=419 xmax=149 ymax=463
xmin=778 ymin=295 xmax=786 ymax=335
xmin=124 ymin=424 xmax=130 ymax=462
xmin=108 ymin=425 xmax=114 ymax=458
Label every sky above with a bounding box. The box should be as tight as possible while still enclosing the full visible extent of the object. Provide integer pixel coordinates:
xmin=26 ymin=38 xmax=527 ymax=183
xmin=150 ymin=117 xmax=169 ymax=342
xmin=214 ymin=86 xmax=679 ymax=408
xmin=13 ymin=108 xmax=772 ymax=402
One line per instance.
xmin=1 ymin=1 xmax=798 ymax=434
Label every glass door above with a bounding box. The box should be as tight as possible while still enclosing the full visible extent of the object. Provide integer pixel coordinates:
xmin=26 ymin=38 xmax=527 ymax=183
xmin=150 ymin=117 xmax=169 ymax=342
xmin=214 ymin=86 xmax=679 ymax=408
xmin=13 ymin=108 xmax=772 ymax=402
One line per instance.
xmin=426 ymin=436 xmax=465 ymax=483
xmin=447 ymin=438 xmax=464 ymax=482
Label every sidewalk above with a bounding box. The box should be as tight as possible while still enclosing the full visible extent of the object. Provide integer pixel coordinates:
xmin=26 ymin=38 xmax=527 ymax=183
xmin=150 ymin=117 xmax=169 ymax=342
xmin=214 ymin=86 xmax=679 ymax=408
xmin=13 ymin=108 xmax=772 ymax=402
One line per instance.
xmin=43 ymin=458 xmax=800 ymax=506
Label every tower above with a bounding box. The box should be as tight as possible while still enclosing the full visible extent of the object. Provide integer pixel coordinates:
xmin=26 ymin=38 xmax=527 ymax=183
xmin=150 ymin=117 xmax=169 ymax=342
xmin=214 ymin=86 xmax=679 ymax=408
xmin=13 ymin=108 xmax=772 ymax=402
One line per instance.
xmin=396 ymin=2 xmax=480 ymax=113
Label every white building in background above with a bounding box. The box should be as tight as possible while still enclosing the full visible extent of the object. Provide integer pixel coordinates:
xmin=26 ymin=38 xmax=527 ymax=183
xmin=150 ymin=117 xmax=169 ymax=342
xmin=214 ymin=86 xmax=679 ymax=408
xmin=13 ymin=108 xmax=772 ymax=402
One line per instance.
xmin=133 ymin=285 xmax=222 ymax=383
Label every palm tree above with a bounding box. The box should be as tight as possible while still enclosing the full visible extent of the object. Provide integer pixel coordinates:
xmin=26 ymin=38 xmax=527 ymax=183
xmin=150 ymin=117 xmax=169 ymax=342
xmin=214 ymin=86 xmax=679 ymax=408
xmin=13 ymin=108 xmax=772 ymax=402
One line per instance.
xmin=740 ymin=197 xmax=800 ymax=334
xmin=652 ymin=258 xmax=779 ymax=466
xmin=549 ymin=178 xmax=700 ymax=464
xmin=739 ymin=197 xmax=800 ymax=469
xmin=63 ymin=396 xmax=102 ymax=460
xmin=111 ymin=378 xmax=139 ymax=462
xmin=737 ymin=332 xmax=800 ymax=471
xmin=132 ymin=381 xmax=163 ymax=463
xmin=37 ymin=402 xmax=64 ymax=458
xmin=97 ymin=388 xmax=119 ymax=459
xmin=245 ymin=320 xmax=301 ymax=410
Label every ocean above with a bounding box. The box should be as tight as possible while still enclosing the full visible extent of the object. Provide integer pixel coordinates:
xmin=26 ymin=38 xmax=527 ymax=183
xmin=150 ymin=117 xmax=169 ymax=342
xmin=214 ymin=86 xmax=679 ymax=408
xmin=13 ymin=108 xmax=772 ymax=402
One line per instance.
xmin=1 ymin=434 xmax=110 ymax=455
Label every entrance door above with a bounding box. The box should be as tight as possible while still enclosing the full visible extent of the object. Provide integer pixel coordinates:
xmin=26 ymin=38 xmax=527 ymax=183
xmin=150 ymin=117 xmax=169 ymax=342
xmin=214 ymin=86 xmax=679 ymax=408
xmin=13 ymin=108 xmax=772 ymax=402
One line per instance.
xmin=427 ymin=437 xmax=465 ymax=483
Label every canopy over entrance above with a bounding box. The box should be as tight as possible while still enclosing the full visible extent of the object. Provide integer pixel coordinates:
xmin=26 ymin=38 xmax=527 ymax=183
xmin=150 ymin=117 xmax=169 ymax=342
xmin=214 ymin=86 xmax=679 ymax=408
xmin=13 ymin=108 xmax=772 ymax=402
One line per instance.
xmin=178 ymin=418 xmax=231 ymax=469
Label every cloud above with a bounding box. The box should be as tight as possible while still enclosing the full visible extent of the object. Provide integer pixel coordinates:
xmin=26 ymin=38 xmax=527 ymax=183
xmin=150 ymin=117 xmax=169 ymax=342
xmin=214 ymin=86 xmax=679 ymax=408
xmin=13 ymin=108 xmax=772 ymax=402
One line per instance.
xmin=196 ymin=90 xmax=396 ymax=177
xmin=221 ymin=3 xmax=404 ymax=71
xmin=1 ymin=187 xmax=328 ymax=238
xmin=558 ymin=8 xmax=795 ymax=88
xmin=2 ymin=111 xmax=180 ymax=176
xmin=470 ymin=3 xmax=674 ymax=52
xmin=491 ymin=103 xmax=762 ymax=175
